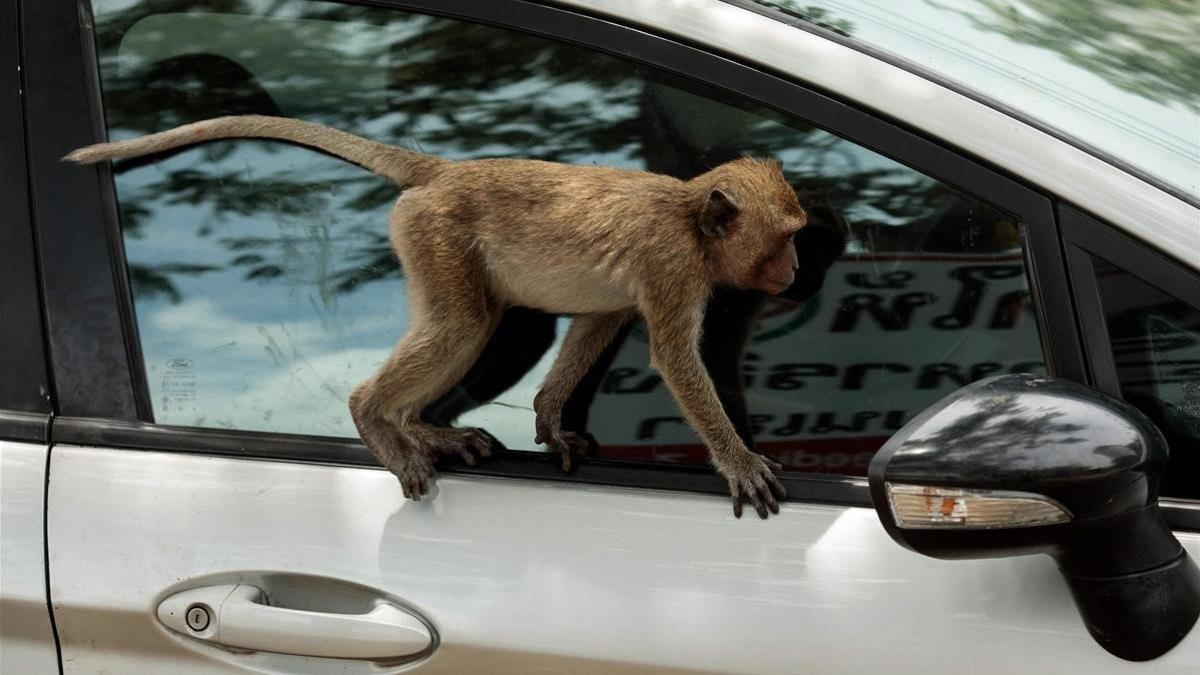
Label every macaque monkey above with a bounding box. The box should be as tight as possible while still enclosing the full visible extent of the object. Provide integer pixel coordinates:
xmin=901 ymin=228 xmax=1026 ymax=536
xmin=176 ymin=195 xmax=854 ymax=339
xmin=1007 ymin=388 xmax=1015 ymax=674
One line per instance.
xmin=438 ymin=84 xmax=848 ymax=463
xmin=68 ymin=115 xmax=807 ymax=518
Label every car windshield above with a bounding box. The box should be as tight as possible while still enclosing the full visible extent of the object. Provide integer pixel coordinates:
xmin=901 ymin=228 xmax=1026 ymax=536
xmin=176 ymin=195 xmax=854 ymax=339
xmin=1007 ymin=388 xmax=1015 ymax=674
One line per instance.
xmin=752 ymin=1 xmax=1200 ymax=200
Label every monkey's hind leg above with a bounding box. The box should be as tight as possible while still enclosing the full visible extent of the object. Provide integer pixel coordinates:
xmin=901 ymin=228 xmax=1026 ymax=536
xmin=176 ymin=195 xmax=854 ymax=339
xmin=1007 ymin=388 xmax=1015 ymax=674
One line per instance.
xmin=349 ymin=239 xmax=501 ymax=500
xmin=534 ymin=311 xmax=634 ymax=471
xmin=350 ymin=317 xmax=500 ymax=498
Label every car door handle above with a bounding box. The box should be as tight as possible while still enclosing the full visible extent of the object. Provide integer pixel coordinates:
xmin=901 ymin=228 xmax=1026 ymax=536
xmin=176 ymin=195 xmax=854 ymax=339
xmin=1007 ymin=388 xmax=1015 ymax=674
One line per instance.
xmin=157 ymin=583 xmax=433 ymax=660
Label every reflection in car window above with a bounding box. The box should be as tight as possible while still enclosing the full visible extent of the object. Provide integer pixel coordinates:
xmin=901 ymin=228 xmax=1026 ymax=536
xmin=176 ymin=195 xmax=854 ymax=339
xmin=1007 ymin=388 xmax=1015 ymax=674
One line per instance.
xmin=1092 ymin=257 xmax=1200 ymax=499
xmin=93 ymin=0 xmax=1044 ymax=477
xmin=753 ymin=0 xmax=1200 ymax=198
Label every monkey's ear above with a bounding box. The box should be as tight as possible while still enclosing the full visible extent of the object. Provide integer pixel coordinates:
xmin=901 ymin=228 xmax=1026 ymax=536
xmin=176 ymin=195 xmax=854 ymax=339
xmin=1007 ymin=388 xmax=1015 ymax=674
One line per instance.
xmin=698 ymin=189 xmax=739 ymax=238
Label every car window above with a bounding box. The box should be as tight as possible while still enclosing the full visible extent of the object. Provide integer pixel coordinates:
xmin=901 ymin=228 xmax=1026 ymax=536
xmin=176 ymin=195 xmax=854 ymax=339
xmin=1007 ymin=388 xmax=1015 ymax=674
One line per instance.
xmin=750 ymin=1 xmax=1200 ymax=199
xmin=1091 ymin=257 xmax=1200 ymax=499
xmin=92 ymin=0 xmax=1045 ymax=478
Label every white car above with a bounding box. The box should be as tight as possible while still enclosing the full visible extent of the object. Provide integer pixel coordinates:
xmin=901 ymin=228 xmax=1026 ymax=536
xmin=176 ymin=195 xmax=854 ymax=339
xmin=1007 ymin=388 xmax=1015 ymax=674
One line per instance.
xmin=3 ymin=0 xmax=1198 ymax=672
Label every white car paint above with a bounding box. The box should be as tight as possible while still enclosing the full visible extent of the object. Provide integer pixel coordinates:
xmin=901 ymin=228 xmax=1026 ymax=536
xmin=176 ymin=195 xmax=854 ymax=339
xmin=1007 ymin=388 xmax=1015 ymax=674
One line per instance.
xmin=0 ymin=441 xmax=59 ymax=674
xmin=48 ymin=446 xmax=1200 ymax=674
xmin=556 ymin=0 xmax=1200 ymax=270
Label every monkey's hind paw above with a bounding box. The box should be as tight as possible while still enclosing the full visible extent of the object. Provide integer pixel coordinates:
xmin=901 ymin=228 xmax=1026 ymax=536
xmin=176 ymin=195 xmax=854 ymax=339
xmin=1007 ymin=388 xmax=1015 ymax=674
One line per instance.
xmin=432 ymin=427 xmax=495 ymax=467
xmin=392 ymin=452 xmax=437 ymax=502
xmin=535 ymin=430 xmax=595 ymax=473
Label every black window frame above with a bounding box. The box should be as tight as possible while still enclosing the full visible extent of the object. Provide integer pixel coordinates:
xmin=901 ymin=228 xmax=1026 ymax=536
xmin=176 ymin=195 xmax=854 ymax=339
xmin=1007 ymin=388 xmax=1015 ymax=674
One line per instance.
xmin=21 ymin=0 xmax=1084 ymax=511
xmin=0 ymin=0 xmax=52 ymax=443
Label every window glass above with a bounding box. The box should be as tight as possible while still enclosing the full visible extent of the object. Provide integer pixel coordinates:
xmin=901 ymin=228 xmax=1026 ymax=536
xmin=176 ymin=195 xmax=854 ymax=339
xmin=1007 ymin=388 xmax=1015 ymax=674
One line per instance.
xmin=753 ymin=1 xmax=1200 ymax=199
xmin=93 ymin=0 xmax=1045 ymax=476
xmin=1093 ymin=257 xmax=1200 ymax=499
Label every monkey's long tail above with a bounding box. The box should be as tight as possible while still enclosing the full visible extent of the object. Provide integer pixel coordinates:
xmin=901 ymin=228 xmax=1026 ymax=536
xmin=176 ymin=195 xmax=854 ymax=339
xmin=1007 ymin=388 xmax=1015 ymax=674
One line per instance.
xmin=64 ymin=115 xmax=445 ymax=186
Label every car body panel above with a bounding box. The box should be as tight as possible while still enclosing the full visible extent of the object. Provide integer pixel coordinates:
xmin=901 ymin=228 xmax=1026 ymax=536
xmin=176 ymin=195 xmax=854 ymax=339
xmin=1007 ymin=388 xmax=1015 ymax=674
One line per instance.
xmin=48 ymin=445 xmax=1200 ymax=673
xmin=557 ymin=0 xmax=1200 ymax=270
xmin=0 ymin=441 xmax=59 ymax=675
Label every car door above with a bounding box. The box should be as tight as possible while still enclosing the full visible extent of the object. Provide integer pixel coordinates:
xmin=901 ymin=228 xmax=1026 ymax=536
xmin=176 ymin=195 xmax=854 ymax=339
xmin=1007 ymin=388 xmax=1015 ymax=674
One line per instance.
xmin=24 ymin=1 xmax=1199 ymax=673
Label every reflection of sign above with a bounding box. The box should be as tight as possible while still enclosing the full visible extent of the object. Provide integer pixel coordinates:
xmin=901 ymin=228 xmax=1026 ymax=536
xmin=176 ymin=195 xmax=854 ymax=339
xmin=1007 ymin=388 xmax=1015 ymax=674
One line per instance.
xmin=1135 ymin=315 xmax=1200 ymax=437
xmin=1181 ymin=384 xmax=1200 ymax=422
xmin=161 ymin=357 xmax=197 ymax=416
xmin=589 ymin=254 xmax=1045 ymax=475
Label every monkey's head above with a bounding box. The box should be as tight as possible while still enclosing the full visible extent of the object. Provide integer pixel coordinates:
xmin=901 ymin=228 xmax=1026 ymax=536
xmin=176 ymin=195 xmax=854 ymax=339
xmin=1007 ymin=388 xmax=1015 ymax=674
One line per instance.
xmin=694 ymin=157 xmax=807 ymax=294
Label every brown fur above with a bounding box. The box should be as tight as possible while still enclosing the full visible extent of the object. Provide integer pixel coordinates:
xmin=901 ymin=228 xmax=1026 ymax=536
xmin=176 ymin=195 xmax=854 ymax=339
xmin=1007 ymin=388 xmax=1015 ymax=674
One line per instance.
xmin=67 ymin=115 xmax=807 ymax=519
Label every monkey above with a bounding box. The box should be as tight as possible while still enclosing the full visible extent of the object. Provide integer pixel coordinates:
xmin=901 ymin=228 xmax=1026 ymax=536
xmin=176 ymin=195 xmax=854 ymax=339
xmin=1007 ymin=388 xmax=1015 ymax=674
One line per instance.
xmin=428 ymin=82 xmax=848 ymax=467
xmin=67 ymin=114 xmax=806 ymax=519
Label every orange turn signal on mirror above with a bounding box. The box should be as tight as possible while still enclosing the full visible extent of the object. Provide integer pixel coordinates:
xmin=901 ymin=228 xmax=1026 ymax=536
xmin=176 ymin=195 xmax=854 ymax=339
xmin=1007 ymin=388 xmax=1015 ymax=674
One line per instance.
xmin=885 ymin=483 xmax=1072 ymax=530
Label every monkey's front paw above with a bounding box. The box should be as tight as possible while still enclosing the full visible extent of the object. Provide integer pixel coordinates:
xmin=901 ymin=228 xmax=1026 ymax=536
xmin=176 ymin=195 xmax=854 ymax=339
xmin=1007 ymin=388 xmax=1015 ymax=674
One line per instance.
xmin=535 ymin=429 xmax=594 ymax=472
xmin=720 ymin=453 xmax=788 ymax=519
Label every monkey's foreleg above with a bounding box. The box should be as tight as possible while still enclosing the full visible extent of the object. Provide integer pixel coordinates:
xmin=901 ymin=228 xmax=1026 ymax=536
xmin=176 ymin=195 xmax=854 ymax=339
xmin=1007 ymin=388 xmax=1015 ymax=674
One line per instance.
xmin=534 ymin=310 xmax=635 ymax=471
xmin=642 ymin=292 xmax=787 ymax=519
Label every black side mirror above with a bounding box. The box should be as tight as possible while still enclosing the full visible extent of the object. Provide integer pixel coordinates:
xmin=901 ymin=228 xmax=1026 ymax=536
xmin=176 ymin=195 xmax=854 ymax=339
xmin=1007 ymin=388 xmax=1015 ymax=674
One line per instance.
xmin=869 ymin=374 xmax=1199 ymax=661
